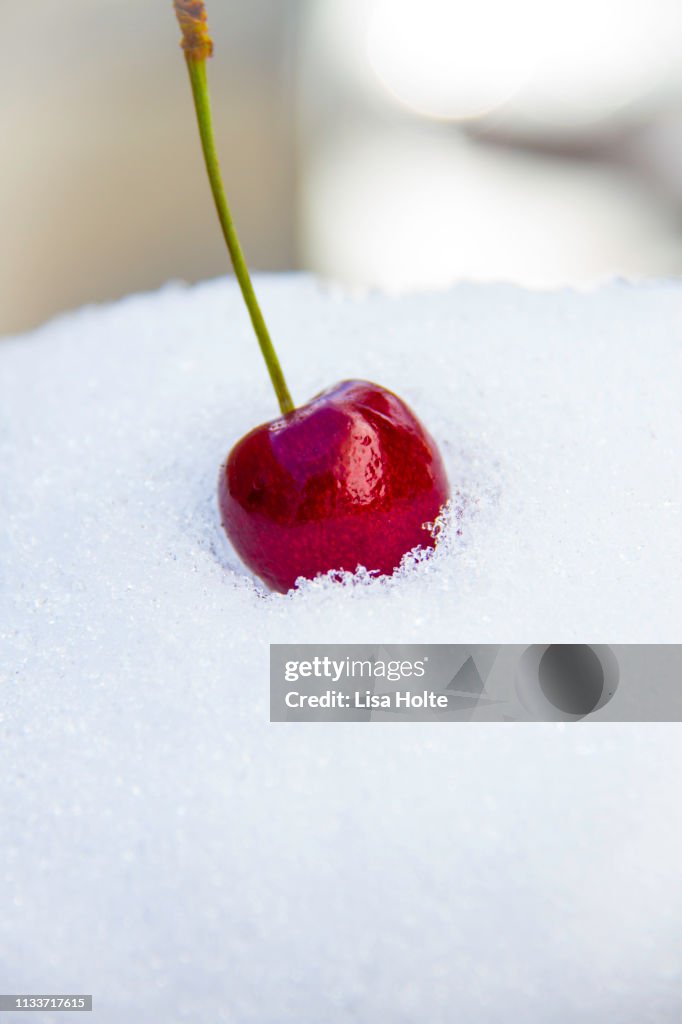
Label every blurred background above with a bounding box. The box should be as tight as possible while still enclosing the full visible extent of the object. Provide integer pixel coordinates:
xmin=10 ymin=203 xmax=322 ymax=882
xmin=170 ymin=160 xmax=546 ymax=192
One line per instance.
xmin=3 ymin=0 xmax=682 ymax=335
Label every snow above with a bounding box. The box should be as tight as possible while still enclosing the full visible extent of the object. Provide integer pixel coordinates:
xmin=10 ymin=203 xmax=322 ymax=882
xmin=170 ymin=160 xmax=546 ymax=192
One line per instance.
xmin=1 ymin=275 xmax=681 ymax=1022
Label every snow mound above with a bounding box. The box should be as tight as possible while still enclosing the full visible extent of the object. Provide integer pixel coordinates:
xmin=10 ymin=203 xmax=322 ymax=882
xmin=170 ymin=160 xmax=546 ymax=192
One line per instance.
xmin=1 ymin=276 xmax=681 ymax=1022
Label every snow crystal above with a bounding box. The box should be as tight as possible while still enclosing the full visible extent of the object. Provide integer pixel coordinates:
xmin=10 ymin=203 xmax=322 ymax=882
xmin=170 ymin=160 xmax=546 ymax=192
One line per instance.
xmin=1 ymin=276 xmax=681 ymax=1022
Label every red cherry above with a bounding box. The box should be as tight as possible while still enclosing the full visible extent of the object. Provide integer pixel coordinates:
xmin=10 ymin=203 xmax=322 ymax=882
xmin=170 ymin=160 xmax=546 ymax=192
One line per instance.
xmin=174 ymin=11 xmax=450 ymax=592
xmin=219 ymin=380 xmax=450 ymax=592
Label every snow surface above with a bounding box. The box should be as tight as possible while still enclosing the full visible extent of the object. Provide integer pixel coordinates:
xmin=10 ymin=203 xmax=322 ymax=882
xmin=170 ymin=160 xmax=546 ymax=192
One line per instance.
xmin=1 ymin=276 xmax=681 ymax=1022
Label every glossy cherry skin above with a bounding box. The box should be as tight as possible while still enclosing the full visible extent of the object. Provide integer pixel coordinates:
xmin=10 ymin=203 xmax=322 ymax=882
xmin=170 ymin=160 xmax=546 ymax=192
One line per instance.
xmin=218 ymin=379 xmax=450 ymax=593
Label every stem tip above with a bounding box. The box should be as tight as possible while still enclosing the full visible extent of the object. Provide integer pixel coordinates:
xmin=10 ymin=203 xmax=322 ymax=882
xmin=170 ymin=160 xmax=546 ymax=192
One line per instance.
xmin=173 ymin=0 xmax=213 ymax=61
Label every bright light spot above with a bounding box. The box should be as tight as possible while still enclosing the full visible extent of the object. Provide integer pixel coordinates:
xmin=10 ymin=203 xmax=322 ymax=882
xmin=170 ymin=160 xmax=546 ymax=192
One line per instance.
xmin=366 ymin=0 xmax=682 ymax=127
xmin=367 ymin=0 xmax=536 ymax=121
xmin=514 ymin=0 xmax=682 ymax=127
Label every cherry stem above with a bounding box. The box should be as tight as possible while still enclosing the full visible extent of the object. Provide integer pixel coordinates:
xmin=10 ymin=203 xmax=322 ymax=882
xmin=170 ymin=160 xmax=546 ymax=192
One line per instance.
xmin=183 ymin=54 xmax=295 ymax=415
